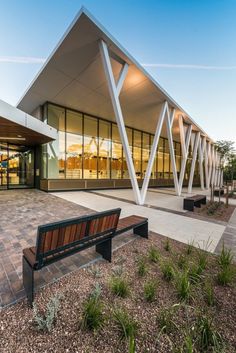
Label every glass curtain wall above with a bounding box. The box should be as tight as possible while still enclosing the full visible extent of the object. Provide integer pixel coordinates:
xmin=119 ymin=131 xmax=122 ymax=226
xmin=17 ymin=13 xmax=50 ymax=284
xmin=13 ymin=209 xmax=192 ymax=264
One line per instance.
xmin=45 ymin=103 xmax=182 ymax=181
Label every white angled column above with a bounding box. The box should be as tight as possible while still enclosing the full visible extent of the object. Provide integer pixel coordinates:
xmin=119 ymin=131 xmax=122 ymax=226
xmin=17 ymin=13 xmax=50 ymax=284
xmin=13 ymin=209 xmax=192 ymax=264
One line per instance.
xmin=99 ymin=40 xmax=142 ymax=204
xmin=178 ymin=117 xmax=192 ymax=196
xmin=198 ymin=136 xmax=206 ymax=190
xmin=188 ymin=131 xmax=200 ymax=193
xmin=165 ymin=106 xmax=180 ymax=195
xmin=140 ymin=101 xmax=167 ymax=204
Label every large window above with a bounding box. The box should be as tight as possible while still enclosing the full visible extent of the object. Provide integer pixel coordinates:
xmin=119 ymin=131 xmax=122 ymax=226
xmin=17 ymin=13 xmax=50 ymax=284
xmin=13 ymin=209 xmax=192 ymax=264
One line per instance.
xmin=84 ymin=116 xmax=98 ymax=179
xmin=44 ymin=103 xmax=182 ymax=182
xmin=47 ymin=104 xmax=65 ymax=178
xmin=98 ymin=120 xmax=111 ymax=179
xmin=66 ymin=110 xmax=83 ymax=179
xmin=111 ymin=125 xmax=122 ymax=179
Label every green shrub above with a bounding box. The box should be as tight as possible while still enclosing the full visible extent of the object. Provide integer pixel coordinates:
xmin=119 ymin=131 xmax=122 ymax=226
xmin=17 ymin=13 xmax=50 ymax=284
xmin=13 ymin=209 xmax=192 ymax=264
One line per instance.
xmin=217 ymin=266 xmax=235 ymax=286
xmin=164 ymin=237 xmax=171 ymax=252
xmin=188 ymin=263 xmax=202 ymax=284
xmin=137 ymin=256 xmax=148 ymax=277
xmin=157 ymin=304 xmax=179 ymax=334
xmin=113 ymin=307 xmax=138 ymax=340
xmin=177 ymin=254 xmax=188 ymax=270
xmin=33 ymin=293 xmax=62 ymax=332
xmin=110 ymin=276 xmax=129 ymax=297
xmin=161 ymin=261 xmax=175 ymax=282
xmin=128 ymin=335 xmax=136 ymax=353
xmin=204 ymin=281 xmax=215 ymax=307
xmin=175 ymin=270 xmax=191 ymax=300
xmin=218 ymin=243 xmax=233 ymax=268
xmin=186 ymin=240 xmax=195 ymax=255
xmin=143 ymin=280 xmax=157 ymax=302
xmin=148 ymin=245 xmax=160 ymax=263
xmin=196 ymin=315 xmax=222 ymax=351
xmin=81 ymin=285 xmax=104 ymax=331
xmin=197 ymin=250 xmax=208 ymax=271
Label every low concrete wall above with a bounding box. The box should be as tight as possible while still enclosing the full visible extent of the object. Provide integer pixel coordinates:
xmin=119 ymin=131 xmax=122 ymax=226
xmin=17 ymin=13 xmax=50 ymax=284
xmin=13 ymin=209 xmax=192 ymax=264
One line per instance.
xmin=40 ymin=178 xmax=200 ymax=192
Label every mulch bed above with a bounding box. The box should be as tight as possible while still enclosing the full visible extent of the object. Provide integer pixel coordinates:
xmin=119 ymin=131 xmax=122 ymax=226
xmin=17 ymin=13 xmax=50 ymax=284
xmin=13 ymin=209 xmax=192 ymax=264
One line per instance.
xmin=0 ymin=233 xmax=236 ymax=353
xmin=190 ymin=201 xmax=236 ymax=223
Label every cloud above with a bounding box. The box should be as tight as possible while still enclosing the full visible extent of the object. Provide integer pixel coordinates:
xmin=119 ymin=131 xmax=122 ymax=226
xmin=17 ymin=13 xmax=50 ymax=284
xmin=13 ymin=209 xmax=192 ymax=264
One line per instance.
xmin=0 ymin=56 xmax=46 ymax=64
xmin=142 ymin=63 xmax=236 ymax=70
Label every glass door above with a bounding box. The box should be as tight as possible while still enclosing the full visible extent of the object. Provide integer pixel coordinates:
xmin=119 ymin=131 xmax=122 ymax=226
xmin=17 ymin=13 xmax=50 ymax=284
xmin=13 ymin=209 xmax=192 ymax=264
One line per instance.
xmin=0 ymin=144 xmax=8 ymax=190
xmin=0 ymin=144 xmax=35 ymax=189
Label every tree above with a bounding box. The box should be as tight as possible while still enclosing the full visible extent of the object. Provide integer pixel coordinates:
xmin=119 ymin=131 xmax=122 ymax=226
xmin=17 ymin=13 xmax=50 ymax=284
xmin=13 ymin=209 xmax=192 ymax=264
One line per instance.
xmin=215 ymin=140 xmax=236 ymax=181
xmin=215 ymin=140 xmax=235 ymax=162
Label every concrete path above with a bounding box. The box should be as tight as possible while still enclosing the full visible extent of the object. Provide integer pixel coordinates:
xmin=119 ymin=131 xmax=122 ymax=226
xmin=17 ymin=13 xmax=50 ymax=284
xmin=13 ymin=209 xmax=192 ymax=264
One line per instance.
xmin=53 ymin=190 xmax=225 ymax=253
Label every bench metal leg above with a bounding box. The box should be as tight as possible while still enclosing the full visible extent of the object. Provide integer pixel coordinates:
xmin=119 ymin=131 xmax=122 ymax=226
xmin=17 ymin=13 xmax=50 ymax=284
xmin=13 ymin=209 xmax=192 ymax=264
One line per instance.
xmin=184 ymin=199 xmax=194 ymax=211
xmin=23 ymin=256 xmax=34 ymax=307
xmin=96 ymin=239 xmax=112 ymax=262
xmin=134 ymin=222 xmax=148 ymax=239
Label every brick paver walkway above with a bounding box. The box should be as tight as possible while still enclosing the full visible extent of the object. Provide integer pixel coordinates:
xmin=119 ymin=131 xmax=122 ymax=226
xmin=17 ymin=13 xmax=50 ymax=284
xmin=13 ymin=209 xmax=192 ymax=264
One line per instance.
xmin=215 ymin=208 xmax=236 ymax=259
xmin=0 ymin=190 xmax=135 ymax=307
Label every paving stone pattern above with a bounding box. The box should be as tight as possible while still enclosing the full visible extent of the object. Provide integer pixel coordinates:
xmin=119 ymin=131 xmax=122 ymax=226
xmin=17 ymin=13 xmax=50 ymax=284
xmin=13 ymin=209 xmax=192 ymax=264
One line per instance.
xmin=0 ymin=190 xmax=135 ymax=307
xmin=215 ymin=208 xmax=236 ymax=259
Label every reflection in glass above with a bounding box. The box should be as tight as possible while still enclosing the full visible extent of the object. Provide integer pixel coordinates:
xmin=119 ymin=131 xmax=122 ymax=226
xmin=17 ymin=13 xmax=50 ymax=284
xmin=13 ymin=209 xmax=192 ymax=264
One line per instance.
xmin=66 ymin=110 xmax=83 ymax=179
xmin=99 ymin=120 xmax=111 ymax=179
xmin=111 ymin=125 xmax=122 ymax=179
xmin=47 ymin=104 xmax=66 ymax=178
xmin=84 ymin=116 xmax=98 ymax=179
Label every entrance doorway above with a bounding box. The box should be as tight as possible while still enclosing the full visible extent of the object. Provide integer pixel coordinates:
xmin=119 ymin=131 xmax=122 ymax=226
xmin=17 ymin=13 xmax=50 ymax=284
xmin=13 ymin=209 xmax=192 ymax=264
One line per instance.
xmin=0 ymin=143 xmax=35 ymax=189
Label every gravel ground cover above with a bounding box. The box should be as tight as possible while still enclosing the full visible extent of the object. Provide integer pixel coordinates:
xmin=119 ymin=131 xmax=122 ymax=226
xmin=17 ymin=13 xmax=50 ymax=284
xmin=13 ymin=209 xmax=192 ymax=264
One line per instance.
xmin=0 ymin=233 xmax=235 ymax=353
xmin=193 ymin=201 xmax=235 ymax=222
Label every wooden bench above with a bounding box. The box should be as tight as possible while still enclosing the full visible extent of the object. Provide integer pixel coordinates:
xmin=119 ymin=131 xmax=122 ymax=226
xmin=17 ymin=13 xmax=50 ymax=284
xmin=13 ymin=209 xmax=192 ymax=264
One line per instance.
xmin=22 ymin=208 xmax=148 ymax=306
xmin=183 ymin=194 xmax=206 ymax=211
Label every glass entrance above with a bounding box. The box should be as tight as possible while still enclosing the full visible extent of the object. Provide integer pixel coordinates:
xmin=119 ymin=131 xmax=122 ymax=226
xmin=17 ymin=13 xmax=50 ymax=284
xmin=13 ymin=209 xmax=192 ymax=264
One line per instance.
xmin=0 ymin=143 xmax=35 ymax=189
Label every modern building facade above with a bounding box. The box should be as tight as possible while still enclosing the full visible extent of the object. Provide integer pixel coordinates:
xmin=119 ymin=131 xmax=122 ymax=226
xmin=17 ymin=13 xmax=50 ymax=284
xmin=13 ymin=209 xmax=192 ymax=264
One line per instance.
xmin=0 ymin=8 xmax=222 ymax=204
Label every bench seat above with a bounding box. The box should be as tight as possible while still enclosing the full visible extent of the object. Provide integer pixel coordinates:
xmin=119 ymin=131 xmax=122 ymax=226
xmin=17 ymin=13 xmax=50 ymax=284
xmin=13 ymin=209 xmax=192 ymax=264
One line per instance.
xmin=183 ymin=194 xmax=206 ymax=211
xmin=22 ymin=210 xmax=148 ymax=306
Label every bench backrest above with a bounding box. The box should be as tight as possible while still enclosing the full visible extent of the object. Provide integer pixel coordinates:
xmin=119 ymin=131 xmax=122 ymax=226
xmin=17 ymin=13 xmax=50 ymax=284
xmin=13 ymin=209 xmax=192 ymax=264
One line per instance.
xmin=35 ymin=208 xmax=121 ymax=266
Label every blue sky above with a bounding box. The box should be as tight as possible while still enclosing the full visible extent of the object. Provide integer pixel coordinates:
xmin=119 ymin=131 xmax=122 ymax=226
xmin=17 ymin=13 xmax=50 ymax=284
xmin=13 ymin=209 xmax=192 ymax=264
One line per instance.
xmin=0 ymin=0 xmax=235 ymax=143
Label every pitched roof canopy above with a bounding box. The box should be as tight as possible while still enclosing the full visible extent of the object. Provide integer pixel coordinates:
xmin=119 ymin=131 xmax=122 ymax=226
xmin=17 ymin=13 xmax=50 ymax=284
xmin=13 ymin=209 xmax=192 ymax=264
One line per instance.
xmin=17 ymin=7 xmax=211 ymax=142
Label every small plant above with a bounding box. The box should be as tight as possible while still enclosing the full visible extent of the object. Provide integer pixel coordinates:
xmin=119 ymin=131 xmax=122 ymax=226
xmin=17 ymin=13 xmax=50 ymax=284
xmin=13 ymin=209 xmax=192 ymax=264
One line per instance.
xmin=148 ymin=245 xmax=160 ymax=263
xmin=188 ymin=263 xmax=202 ymax=284
xmin=112 ymin=265 xmax=124 ymax=277
xmin=128 ymin=335 xmax=136 ymax=353
xmin=196 ymin=315 xmax=222 ymax=351
xmin=157 ymin=304 xmax=179 ymax=334
xmin=80 ymin=285 xmax=104 ymax=331
xmin=33 ymin=293 xmax=62 ymax=332
xmin=186 ymin=240 xmax=194 ymax=255
xmin=109 ymin=276 xmax=129 ymax=297
xmin=218 ymin=243 xmax=233 ymax=268
xmin=177 ymin=254 xmax=188 ymax=270
xmin=204 ymin=280 xmax=215 ymax=306
xmin=164 ymin=237 xmax=171 ymax=252
xmin=161 ymin=261 xmax=175 ymax=282
xmin=175 ymin=270 xmax=191 ymax=300
xmin=88 ymin=265 xmax=102 ymax=278
xmin=137 ymin=256 xmax=148 ymax=277
xmin=197 ymin=250 xmax=208 ymax=271
xmin=143 ymin=280 xmax=157 ymax=302
xmin=113 ymin=307 xmax=138 ymax=340
xmin=182 ymin=334 xmax=194 ymax=353
xmin=217 ymin=265 xmax=235 ymax=286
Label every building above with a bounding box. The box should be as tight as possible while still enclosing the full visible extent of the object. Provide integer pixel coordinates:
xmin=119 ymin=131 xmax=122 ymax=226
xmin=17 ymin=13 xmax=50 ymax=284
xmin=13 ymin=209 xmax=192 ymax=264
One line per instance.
xmin=0 ymin=7 xmax=222 ymax=205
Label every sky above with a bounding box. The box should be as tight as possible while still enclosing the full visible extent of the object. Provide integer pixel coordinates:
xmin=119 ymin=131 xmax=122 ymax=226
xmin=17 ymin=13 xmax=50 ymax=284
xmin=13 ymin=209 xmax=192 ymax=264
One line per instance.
xmin=0 ymin=0 xmax=235 ymax=144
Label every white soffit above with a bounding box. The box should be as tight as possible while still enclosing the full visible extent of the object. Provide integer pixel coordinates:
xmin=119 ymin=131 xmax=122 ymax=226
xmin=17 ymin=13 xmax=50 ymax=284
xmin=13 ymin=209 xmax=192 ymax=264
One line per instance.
xmin=0 ymin=99 xmax=57 ymax=145
xmin=17 ymin=7 xmax=211 ymax=141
